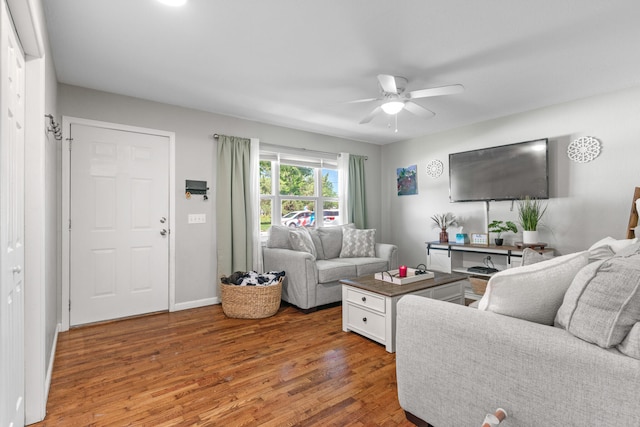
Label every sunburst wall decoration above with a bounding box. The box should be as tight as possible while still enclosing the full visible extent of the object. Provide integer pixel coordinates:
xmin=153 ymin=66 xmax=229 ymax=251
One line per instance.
xmin=568 ymin=136 xmax=601 ymax=163
xmin=426 ymin=159 xmax=444 ymax=178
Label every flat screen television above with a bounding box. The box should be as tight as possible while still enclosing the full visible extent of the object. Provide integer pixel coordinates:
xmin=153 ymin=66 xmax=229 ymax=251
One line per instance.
xmin=449 ymin=139 xmax=549 ymax=202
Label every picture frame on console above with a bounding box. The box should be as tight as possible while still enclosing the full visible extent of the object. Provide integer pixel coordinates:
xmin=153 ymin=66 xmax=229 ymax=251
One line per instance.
xmin=471 ymin=233 xmax=489 ymax=246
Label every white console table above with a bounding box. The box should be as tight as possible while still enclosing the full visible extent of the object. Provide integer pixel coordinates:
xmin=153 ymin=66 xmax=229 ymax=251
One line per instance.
xmin=426 ymin=241 xmax=554 ymax=300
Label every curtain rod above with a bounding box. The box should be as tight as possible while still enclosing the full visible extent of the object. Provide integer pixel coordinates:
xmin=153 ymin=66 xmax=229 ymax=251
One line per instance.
xmin=212 ymin=133 xmax=367 ymax=160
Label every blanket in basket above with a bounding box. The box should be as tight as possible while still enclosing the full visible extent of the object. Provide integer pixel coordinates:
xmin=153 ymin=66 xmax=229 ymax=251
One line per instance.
xmin=221 ymin=270 xmax=285 ymax=286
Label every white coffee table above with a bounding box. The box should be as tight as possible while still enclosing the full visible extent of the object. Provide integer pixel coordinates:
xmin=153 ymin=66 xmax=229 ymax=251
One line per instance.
xmin=340 ymin=272 xmax=467 ymax=353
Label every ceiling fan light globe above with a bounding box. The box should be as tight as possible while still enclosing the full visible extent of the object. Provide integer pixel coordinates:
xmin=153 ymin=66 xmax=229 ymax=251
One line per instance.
xmin=381 ymin=101 xmax=404 ymax=115
xmin=157 ymin=0 xmax=187 ymax=6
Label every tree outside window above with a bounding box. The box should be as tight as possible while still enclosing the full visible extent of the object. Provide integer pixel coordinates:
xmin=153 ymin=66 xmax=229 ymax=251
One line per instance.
xmin=259 ymin=156 xmax=339 ymax=233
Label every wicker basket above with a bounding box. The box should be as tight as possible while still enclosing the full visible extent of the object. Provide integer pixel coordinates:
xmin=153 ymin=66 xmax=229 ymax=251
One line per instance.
xmin=220 ymin=278 xmax=283 ymax=319
xmin=469 ymin=276 xmax=489 ymax=295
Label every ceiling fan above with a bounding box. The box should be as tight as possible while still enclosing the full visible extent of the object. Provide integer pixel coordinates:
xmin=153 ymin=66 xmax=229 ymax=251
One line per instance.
xmin=350 ymin=74 xmax=464 ymax=124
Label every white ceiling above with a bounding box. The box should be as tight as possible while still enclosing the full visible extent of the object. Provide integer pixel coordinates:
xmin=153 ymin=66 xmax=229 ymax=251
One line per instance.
xmin=43 ymin=0 xmax=640 ymax=145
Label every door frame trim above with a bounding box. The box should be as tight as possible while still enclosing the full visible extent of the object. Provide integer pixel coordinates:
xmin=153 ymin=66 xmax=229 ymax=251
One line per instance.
xmin=61 ymin=116 xmax=176 ymax=331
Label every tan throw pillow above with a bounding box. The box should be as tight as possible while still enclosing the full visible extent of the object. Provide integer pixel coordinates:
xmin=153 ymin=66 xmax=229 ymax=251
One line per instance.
xmin=477 ymin=251 xmax=589 ymax=325
xmin=340 ymin=228 xmax=376 ymax=258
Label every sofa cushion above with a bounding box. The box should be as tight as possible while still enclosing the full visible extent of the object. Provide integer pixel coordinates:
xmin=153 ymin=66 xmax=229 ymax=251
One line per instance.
xmin=335 ymin=257 xmax=388 ymax=276
xmin=317 ymin=224 xmax=354 ymax=259
xmin=340 ymin=228 xmax=376 ymax=258
xmin=477 ymin=251 xmax=589 ymax=325
xmin=316 ymin=259 xmax=357 ymax=283
xmin=288 ymin=228 xmax=316 ymax=259
xmin=267 ymin=225 xmax=292 ymax=249
xmin=555 ymin=252 xmax=640 ymax=348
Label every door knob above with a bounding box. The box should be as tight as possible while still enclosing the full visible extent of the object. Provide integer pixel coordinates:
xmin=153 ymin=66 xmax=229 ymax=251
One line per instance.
xmin=160 ymin=229 xmax=167 ymax=236
xmin=160 ymin=217 xmax=166 ymax=223
xmin=12 ymin=265 xmax=22 ymax=274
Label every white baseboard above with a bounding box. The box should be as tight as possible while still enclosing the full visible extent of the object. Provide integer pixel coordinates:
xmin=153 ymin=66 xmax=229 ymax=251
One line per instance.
xmin=172 ymin=297 xmax=219 ymax=311
xmin=45 ymin=324 xmax=61 ymax=399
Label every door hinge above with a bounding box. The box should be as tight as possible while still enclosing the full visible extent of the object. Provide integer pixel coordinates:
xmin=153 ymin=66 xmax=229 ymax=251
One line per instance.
xmin=69 ymin=219 xmax=71 ymax=230
xmin=67 ymin=137 xmax=73 ymax=150
xmin=68 ymin=300 xmax=71 ymax=311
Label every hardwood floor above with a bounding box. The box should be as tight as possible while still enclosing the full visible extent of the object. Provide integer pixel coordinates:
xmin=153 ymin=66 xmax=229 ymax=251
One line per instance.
xmin=32 ymin=303 xmax=415 ymax=427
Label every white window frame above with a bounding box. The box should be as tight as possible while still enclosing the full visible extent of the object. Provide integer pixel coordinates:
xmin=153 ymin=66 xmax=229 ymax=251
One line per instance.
xmin=260 ymin=149 xmax=340 ymax=233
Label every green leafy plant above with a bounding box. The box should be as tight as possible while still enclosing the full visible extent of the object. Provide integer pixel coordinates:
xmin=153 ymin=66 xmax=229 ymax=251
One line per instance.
xmin=431 ymin=213 xmax=458 ymax=231
xmin=517 ymin=196 xmax=547 ymax=231
xmin=488 ymin=220 xmax=518 ymax=237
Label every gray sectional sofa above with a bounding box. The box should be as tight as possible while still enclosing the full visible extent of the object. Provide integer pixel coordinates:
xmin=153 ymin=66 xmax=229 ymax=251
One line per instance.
xmin=263 ymin=224 xmax=398 ymax=310
xmin=395 ymin=239 xmax=640 ymax=426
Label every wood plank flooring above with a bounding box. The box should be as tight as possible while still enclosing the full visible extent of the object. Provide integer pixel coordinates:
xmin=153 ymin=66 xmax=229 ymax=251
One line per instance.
xmin=31 ymin=303 xmax=415 ymax=427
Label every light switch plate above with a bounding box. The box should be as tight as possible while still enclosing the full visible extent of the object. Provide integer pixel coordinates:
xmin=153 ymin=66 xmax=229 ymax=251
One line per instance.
xmin=188 ymin=214 xmax=206 ymax=224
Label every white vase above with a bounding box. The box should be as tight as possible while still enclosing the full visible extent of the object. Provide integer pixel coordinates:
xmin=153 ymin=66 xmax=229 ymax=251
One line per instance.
xmin=523 ymin=230 xmax=539 ymax=244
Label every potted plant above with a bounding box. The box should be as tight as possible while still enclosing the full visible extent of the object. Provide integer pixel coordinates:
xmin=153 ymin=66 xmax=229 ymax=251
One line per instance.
xmin=488 ymin=220 xmax=518 ymax=246
xmin=431 ymin=213 xmax=458 ymax=243
xmin=517 ymin=196 xmax=547 ymax=244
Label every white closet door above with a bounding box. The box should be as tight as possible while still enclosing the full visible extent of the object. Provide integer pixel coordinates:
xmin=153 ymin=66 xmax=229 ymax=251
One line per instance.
xmin=0 ymin=1 xmax=26 ymax=425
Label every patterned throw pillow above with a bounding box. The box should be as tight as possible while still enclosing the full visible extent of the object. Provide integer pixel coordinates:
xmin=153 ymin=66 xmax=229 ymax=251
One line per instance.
xmin=288 ymin=228 xmax=316 ymax=259
xmin=340 ymin=228 xmax=376 ymax=258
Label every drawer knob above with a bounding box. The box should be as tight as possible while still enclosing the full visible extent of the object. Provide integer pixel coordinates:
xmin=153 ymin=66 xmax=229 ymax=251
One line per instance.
xmin=362 ymin=317 xmax=367 ymax=323
xmin=362 ymin=296 xmax=366 ymax=302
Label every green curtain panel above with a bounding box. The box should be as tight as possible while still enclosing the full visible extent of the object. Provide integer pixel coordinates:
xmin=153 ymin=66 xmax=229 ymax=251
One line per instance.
xmin=216 ymin=135 xmax=253 ymax=278
xmin=348 ymin=155 xmax=367 ymax=229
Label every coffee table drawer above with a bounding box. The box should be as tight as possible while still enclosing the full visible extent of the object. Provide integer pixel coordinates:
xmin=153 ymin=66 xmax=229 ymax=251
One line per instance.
xmin=345 ymin=303 xmax=386 ymax=342
xmin=346 ymin=287 xmax=385 ymax=313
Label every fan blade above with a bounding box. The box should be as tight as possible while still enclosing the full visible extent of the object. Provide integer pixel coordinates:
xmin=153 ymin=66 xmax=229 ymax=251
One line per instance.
xmin=359 ymin=106 xmax=382 ymax=124
xmin=377 ymin=74 xmax=398 ymax=94
xmin=408 ymin=84 xmax=464 ymax=99
xmin=404 ymin=101 xmax=435 ymax=119
xmin=345 ymin=97 xmax=379 ymax=104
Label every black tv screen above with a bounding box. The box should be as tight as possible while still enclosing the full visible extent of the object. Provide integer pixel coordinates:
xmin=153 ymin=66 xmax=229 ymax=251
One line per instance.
xmin=449 ymin=139 xmax=549 ymax=202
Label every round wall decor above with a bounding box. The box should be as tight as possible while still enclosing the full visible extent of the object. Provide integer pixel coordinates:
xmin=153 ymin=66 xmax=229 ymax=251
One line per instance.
xmin=426 ymin=159 xmax=444 ymax=178
xmin=568 ymin=136 xmax=600 ymax=163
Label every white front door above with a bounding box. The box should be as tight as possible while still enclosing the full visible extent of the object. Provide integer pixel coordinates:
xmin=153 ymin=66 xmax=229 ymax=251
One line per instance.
xmin=0 ymin=1 xmax=25 ymax=425
xmin=69 ymin=124 xmax=169 ymax=326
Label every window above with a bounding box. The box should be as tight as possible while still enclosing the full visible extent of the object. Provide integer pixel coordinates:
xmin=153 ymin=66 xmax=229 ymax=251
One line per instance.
xmin=260 ymin=149 xmax=339 ymax=234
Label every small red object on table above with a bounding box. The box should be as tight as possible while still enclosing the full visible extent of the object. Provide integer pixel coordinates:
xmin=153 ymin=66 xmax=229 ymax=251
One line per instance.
xmin=398 ymin=265 xmax=407 ymax=277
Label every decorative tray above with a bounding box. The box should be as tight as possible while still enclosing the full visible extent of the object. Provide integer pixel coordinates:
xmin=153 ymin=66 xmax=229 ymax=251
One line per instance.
xmin=374 ymin=268 xmax=434 ymax=285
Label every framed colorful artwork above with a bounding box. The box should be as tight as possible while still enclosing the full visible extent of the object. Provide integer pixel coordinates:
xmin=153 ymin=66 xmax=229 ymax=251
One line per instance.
xmin=397 ymin=165 xmax=418 ymax=196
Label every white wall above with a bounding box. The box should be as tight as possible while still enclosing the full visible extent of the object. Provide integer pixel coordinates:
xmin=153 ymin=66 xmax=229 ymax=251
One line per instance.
xmin=381 ymin=86 xmax=640 ymax=268
xmin=57 ymin=84 xmax=383 ymax=304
